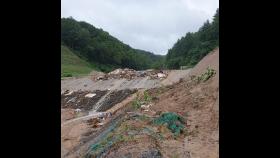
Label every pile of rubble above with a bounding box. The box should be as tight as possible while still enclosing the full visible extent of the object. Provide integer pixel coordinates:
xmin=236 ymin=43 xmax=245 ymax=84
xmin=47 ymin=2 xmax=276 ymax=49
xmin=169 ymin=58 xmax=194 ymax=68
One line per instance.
xmin=95 ymin=68 xmax=168 ymax=81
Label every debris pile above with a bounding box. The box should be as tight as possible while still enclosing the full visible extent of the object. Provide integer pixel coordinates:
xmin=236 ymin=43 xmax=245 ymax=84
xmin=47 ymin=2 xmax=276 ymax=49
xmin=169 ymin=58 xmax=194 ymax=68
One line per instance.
xmin=95 ymin=68 xmax=168 ymax=81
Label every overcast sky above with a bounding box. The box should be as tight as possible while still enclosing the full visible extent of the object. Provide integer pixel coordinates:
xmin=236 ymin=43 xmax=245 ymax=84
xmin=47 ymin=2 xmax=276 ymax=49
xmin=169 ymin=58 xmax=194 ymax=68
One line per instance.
xmin=61 ymin=0 xmax=219 ymax=55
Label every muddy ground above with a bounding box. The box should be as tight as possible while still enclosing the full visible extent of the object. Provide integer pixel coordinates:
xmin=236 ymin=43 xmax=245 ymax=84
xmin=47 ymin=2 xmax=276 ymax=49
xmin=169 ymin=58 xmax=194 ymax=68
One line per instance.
xmin=61 ymin=90 xmax=108 ymax=111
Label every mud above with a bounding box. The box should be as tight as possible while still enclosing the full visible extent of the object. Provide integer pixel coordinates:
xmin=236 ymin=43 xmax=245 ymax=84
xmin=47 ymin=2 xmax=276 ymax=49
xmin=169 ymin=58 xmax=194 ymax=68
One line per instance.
xmin=61 ymin=90 xmax=108 ymax=111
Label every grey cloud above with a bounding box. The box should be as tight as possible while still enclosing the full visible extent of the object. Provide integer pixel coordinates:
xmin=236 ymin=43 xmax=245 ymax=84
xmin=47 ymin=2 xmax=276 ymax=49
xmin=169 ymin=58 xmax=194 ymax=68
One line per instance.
xmin=62 ymin=0 xmax=219 ymax=55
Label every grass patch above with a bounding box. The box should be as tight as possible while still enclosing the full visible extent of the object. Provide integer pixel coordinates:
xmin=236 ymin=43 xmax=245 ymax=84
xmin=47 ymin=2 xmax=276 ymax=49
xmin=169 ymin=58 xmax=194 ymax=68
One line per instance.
xmin=61 ymin=45 xmax=99 ymax=77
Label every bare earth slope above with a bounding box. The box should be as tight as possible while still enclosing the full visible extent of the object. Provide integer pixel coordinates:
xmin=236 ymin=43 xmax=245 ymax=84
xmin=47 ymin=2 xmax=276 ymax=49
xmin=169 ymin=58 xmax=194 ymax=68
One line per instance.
xmin=150 ymin=48 xmax=219 ymax=158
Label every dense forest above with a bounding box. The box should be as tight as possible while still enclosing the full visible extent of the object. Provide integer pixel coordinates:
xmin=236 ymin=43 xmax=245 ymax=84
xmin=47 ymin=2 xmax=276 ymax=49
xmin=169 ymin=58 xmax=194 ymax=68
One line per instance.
xmin=61 ymin=18 xmax=164 ymax=72
xmin=165 ymin=8 xmax=219 ymax=69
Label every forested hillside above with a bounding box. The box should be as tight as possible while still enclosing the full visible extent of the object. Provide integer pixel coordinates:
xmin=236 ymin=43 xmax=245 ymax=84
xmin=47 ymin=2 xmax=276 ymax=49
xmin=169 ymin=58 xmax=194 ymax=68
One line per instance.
xmin=165 ymin=8 xmax=219 ymax=69
xmin=61 ymin=18 xmax=164 ymax=72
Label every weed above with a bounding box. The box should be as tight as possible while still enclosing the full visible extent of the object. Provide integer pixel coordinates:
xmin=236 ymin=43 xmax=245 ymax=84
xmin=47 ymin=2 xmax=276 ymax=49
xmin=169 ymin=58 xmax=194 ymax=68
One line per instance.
xmin=132 ymin=99 xmax=142 ymax=109
xmin=131 ymin=91 xmax=152 ymax=110
xmin=143 ymin=90 xmax=152 ymax=102
xmin=193 ymin=67 xmax=216 ymax=83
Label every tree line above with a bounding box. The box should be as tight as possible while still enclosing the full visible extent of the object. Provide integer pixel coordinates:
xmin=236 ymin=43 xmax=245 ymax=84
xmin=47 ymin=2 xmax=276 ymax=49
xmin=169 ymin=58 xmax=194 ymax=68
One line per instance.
xmin=61 ymin=17 xmax=164 ymax=72
xmin=165 ymin=8 xmax=219 ymax=69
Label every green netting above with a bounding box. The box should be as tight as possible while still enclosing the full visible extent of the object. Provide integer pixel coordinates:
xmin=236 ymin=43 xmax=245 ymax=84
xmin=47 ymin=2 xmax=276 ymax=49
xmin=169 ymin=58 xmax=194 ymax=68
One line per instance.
xmin=153 ymin=112 xmax=185 ymax=136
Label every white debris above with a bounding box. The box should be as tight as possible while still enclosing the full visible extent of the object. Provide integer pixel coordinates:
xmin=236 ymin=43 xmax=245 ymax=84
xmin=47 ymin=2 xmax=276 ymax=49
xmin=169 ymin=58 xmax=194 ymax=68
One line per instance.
xmin=65 ymin=91 xmax=73 ymax=96
xmin=157 ymin=73 xmax=166 ymax=78
xmin=97 ymin=76 xmax=104 ymax=80
xmin=85 ymin=93 xmax=96 ymax=98
xmin=141 ymin=104 xmax=152 ymax=110
xmin=74 ymin=109 xmax=81 ymax=113
xmin=109 ymin=69 xmax=121 ymax=75
xmin=97 ymin=122 xmax=104 ymax=126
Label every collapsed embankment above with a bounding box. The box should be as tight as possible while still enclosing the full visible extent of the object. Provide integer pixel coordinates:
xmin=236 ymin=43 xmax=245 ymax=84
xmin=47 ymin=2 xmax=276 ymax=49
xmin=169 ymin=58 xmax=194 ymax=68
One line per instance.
xmin=61 ymin=48 xmax=218 ymax=158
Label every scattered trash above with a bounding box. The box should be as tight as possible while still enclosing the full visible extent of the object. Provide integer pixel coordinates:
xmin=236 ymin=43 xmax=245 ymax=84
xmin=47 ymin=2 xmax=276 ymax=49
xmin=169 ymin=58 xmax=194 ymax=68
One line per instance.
xmin=85 ymin=93 xmax=96 ymax=98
